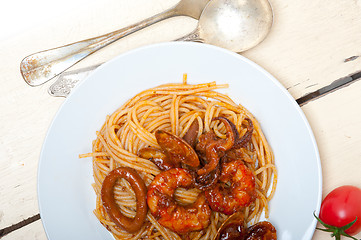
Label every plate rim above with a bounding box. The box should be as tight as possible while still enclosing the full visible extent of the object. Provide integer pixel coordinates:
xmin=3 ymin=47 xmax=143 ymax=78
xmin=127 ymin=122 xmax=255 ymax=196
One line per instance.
xmin=37 ymin=41 xmax=322 ymax=240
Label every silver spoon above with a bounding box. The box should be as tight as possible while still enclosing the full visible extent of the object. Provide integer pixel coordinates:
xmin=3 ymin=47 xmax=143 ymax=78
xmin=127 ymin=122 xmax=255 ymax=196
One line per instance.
xmin=20 ymin=0 xmax=210 ymax=86
xmin=22 ymin=0 xmax=273 ymax=87
xmin=179 ymin=0 xmax=273 ymax=53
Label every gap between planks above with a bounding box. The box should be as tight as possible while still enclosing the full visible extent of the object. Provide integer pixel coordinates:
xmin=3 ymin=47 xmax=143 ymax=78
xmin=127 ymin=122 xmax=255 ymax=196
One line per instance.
xmin=0 ymin=214 xmax=40 ymax=238
xmin=297 ymin=70 xmax=361 ymax=106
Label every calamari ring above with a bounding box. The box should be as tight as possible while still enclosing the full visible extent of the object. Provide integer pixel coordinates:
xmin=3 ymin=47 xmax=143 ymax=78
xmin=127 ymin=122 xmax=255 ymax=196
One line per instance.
xmin=101 ymin=167 xmax=148 ymax=233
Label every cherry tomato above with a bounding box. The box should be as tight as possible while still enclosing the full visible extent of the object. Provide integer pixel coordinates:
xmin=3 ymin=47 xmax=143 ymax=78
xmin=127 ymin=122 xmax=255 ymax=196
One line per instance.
xmin=319 ymin=185 xmax=361 ymax=235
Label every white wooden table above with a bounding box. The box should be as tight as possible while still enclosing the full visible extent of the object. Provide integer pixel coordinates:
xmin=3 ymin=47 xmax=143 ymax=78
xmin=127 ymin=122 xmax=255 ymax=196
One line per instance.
xmin=1 ymin=0 xmax=361 ymax=239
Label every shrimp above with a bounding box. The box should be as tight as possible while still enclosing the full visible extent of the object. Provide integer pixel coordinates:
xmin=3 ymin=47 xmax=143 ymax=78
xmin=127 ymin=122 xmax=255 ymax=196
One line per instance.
xmin=205 ymin=160 xmax=256 ymax=215
xmin=147 ymin=168 xmax=211 ymax=234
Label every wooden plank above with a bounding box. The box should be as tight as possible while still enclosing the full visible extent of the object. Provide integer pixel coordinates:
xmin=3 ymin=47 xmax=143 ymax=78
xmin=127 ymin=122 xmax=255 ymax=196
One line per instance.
xmin=302 ymin=80 xmax=361 ymax=192
xmin=302 ymin=80 xmax=361 ymax=239
xmin=0 ymin=90 xmax=62 ymax=229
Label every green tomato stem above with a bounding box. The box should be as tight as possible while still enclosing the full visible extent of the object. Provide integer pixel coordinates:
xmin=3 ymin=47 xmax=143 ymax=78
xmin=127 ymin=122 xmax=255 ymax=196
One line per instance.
xmin=313 ymin=212 xmax=360 ymax=240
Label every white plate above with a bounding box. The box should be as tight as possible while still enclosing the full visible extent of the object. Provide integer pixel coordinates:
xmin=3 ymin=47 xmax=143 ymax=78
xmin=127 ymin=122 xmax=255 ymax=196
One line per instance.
xmin=38 ymin=42 xmax=322 ymax=240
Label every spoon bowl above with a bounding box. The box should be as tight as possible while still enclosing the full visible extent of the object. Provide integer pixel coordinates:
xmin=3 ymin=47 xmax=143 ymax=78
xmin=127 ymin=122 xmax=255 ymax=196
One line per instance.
xmin=180 ymin=0 xmax=273 ymax=52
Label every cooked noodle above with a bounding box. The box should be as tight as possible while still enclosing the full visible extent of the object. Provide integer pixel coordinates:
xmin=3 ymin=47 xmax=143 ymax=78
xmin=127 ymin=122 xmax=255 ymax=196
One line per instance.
xmin=80 ymin=77 xmax=277 ymax=239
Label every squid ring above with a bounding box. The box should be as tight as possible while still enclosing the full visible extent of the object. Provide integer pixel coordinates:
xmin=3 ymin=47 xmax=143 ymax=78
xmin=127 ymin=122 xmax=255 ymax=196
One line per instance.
xmin=101 ymin=167 xmax=148 ymax=233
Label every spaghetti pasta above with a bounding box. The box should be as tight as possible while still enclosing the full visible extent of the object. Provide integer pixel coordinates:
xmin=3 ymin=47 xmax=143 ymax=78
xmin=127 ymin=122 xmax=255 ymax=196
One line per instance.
xmin=80 ymin=77 xmax=277 ymax=239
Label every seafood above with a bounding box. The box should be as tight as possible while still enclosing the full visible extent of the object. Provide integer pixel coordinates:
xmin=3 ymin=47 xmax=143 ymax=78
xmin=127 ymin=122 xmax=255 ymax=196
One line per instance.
xmin=196 ymin=117 xmax=239 ymax=176
xmin=147 ymin=168 xmax=211 ymax=234
xmin=205 ymin=160 xmax=256 ymax=215
xmin=246 ymin=221 xmax=277 ymax=240
xmin=138 ymin=129 xmax=200 ymax=170
xmin=87 ymin=80 xmax=278 ymax=240
xmin=224 ymin=118 xmax=254 ymax=161
xmin=140 ymin=117 xmax=264 ymax=233
xmin=182 ymin=120 xmax=200 ymax=148
xmin=215 ymin=212 xmax=277 ymax=240
xmin=215 ymin=212 xmax=248 ymax=240
xmin=194 ymin=165 xmax=221 ymax=190
xmin=234 ymin=118 xmax=254 ymax=149
xmin=138 ymin=147 xmax=178 ymax=170
xmin=156 ymin=130 xmax=200 ymax=168
xmin=101 ymin=167 xmax=148 ymax=233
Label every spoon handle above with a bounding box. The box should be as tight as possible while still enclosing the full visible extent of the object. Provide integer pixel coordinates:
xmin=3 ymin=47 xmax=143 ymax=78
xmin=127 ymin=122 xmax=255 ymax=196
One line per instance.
xmin=20 ymin=7 xmax=180 ymax=86
xmin=176 ymin=29 xmax=203 ymax=42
